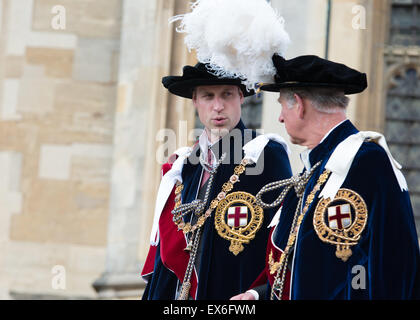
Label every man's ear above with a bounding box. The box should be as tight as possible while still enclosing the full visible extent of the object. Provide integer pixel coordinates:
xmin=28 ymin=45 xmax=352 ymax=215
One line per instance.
xmin=294 ymin=93 xmax=305 ymax=119
xmin=192 ymin=89 xmax=198 ymax=107
xmin=238 ymin=88 xmax=245 ymax=104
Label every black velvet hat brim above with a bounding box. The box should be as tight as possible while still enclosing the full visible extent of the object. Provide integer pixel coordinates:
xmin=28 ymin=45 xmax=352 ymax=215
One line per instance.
xmin=163 ymin=78 xmax=254 ymax=99
xmin=260 ymin=54 xmax=368 ymax=95
xmin=260 ymin=81 xmax=365 ymax=95
xmin=162 ymin=63 xmax=255 ymax=99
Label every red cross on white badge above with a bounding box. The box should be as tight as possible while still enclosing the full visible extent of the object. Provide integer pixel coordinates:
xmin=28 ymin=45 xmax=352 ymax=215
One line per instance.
xmin=227 ymin=206 xmax=248 ymax=228
xmin=327 ymin=204 xmax=352 ymax=230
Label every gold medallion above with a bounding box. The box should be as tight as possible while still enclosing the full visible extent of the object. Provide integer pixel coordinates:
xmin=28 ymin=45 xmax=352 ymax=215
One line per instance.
xmin=313 ymin=188 xmax=368 ymax=262
xmin=214 ymin=191 xmax=263 ymax=255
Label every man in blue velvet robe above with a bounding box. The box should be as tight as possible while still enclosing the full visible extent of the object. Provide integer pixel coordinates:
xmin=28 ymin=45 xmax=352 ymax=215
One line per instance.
xmin=141 ymin=62 xmax=293 ymax=299
xmin=233 ymin=55 xmax=420 ymax=300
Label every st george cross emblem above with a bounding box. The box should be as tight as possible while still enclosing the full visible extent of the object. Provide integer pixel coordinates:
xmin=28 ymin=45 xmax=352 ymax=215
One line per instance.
xmin=215 ymin=191 xmax=263 ymax=255
xmin=314 ymin=188 xmax=368 ymax=262
xmin=327 ymin=204 xmax=351 ymax=230
xmin=227 ymin=206 xmax=248 ymax=228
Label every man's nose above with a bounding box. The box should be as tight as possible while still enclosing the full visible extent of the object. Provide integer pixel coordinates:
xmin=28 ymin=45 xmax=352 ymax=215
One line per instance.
xmin=278 ymin=113 xmax=284 ymax=123
xmin=213 ymin=98 xmax=224 ymax=112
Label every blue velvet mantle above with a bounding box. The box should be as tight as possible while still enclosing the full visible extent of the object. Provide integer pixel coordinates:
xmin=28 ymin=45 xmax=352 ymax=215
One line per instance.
xmin=272 ymin=120 xmax=420 ymax=299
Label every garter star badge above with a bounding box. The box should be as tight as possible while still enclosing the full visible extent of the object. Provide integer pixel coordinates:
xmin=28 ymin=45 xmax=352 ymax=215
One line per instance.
xmin=215 ymin=191 xmax=263 ymax=255
xmin=313 ymin=188 xmax=368 ymax=262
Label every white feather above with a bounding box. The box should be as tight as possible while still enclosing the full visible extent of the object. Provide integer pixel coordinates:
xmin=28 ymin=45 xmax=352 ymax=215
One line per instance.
xmin=170 ymin=0 xmax=290 ymax=91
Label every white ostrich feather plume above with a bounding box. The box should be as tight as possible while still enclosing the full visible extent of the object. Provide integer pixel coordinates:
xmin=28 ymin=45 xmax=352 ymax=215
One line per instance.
xmin=169 ymin=0 xmax=290 ymax=91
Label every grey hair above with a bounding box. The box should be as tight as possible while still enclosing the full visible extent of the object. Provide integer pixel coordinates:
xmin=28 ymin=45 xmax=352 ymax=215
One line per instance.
xmin=280 ymin=87 xmax=349 ymax=114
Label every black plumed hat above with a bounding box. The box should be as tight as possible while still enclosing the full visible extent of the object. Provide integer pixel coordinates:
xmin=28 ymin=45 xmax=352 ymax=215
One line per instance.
xmin=260 ymin=54 xmax=367 ymax=94
xmin=162 ymin=63 xmax=255 ymax=99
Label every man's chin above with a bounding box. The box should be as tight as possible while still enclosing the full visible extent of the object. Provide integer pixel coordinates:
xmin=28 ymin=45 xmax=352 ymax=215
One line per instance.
xmin=208 ymin=127 xmax=230 ymax=138
xmin=290 ymin=136 xmax=304 ymax=146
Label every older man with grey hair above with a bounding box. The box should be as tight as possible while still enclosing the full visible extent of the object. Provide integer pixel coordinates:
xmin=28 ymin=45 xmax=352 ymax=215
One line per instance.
xmin=232 ymin=54 xmax=420 ymax=300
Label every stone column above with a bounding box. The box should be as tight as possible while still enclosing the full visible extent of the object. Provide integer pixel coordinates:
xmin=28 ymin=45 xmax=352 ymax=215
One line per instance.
xmin=93 ymin=0 xmax=165 ymax=298
xmin=137 ymin=0 xmax=196 ymax=262
xmin=351 ymin=0 xmax=390 ymax=132
xmin=93 ymin=0 xmax=195 ymax=299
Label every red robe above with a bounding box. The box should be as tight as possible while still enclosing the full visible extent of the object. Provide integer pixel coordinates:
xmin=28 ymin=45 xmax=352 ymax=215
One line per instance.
xmin=141 ymin=160 xmax=199 ymax=298
xmin=249 ymin=225 xmax=291 ymax=300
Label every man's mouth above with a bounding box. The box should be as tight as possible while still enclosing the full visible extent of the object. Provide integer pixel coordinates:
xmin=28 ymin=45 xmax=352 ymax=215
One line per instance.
xmin=212 ymin=116 xmax=227 ymax=124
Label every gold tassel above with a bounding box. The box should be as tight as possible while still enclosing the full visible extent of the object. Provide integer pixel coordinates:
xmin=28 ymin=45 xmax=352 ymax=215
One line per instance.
xmin=184 ymin=241 xmax=193 ymax=252
xmin=177 ymin=282 xmax=191 ymax=300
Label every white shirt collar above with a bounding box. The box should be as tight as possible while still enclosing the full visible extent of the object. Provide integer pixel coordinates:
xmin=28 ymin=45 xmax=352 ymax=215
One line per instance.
xmin=300 ymin=149 xmax=312 ymax=172
xmin=198 ymin=130 xmax=218 ymax=166
xmin=299 ymin=119 xmax=348 ymax=171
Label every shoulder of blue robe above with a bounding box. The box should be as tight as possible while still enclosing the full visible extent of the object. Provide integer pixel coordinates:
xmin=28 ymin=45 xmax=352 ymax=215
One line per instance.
xmin=243 ymin=133 xmax=290 ymax=161
xmin=252 ymin=136 xmax=295 ymax=255
xmin=247 ymin=135 xmax=292 ymax=228
xmin=320 ymin=131 xmax=407 ymax=200
xmin=344 ymin=141 xmax=420 ymax=299
xmin=243 ymin=134 xmax=292 ymax=205
xmin=242 ymin=133 xmax=291 ymax=180
xmin=292 ymin=140 xmax=420 ymax=299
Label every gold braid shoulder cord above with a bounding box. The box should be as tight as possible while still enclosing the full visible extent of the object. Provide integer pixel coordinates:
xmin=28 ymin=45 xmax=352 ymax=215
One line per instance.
xmin=172 ymin=156 xmax=253 ymax=300
xmin=255 ymin=161 xmax=331 ymax=300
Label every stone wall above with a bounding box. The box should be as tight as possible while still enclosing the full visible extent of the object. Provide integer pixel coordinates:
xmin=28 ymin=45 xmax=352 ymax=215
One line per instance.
xmin=0 ymin=0 xmax=195 ymax=300
xmin=0 ymin=0 xmax=120 ymax=299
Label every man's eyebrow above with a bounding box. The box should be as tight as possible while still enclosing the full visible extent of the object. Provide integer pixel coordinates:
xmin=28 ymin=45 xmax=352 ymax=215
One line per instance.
xmin=220 ymin=89 xmax=234 ymax=94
